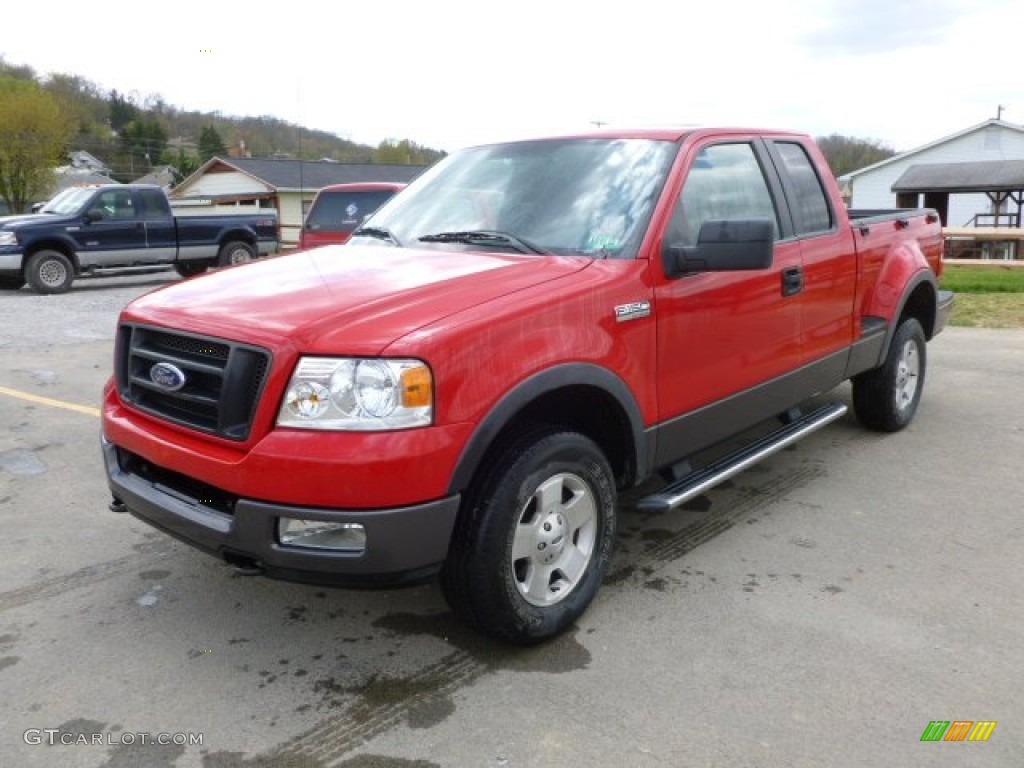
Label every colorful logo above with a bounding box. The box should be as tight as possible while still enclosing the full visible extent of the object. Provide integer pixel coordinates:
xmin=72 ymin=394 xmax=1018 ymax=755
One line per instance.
xmin=920 ymin=721 xmax=997 ymax=742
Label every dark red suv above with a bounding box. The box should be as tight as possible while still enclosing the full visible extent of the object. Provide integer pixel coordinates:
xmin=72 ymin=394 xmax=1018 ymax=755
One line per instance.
xmin=298 ymin=182 xmax=405 ymax=249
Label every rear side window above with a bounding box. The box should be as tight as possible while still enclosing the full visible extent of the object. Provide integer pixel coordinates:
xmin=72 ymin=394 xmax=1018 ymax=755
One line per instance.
xmin=774 ymin=142 xmax=833 ymax=235
xmin=138 ymin=189 xmax=170 ymax=219
xmin=306 ymin=190 xmax=396 ymax=233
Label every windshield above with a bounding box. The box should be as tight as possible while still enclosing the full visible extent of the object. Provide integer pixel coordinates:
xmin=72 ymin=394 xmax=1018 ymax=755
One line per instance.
xmin=40 ymin=188 xmax=97 ymax=215
xmin=351 ymin=138 xmax=677 ymax=259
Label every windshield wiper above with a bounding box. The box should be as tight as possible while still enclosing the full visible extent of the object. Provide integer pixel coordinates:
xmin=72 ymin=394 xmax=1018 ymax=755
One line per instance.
xmin=418 ymin=230 xmax=550 ymax=255
xmin=352 ymin=226 xmax=402 ymax=246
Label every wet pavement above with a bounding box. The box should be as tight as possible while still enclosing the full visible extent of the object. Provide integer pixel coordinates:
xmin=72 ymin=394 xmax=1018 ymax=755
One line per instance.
xmin=1 ymin=274 xmax=1021 ymax=767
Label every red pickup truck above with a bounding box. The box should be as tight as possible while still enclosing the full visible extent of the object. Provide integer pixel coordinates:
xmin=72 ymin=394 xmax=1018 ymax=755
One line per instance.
xmin=102 ymin=128 xmax=953 ymax=644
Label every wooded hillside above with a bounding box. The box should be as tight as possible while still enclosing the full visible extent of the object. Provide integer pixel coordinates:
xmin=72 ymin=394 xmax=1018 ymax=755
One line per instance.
xmin=0 ymin=57 xmax=446 ymax=185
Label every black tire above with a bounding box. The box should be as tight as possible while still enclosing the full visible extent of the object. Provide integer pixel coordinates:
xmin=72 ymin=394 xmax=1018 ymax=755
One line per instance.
xmin=441 ymin=429 xmax=617 ymax=644
xmin=173 ymin=261 xmax=209 ymax=278
xmin=25 ymin=250 xmax=74 ymax=294
xmin=217 ymin=240 xmax=255 ymax=267
xmin=852 ymin=317 xmax=926 ymax=432
xmin=0 ymin=274 xmax=25 ymax=290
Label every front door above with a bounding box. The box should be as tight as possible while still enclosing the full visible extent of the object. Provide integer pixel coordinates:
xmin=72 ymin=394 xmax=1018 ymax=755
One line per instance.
xmin=73 ymin=188 xmax=147 ymax=267
xmin=652 ymin=139 xmax=803 ymax=463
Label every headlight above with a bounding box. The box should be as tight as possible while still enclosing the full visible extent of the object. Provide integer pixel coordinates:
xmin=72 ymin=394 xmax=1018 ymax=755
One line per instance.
xmin=0 ymin=231 xmax=17 ymax=246
xmin=277 ymin=357 xmax=433 ymax=430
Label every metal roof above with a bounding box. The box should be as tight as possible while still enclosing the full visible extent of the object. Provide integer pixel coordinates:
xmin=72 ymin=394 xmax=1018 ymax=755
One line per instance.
xmin=891 ymin=159 xmax=1024 ymax=193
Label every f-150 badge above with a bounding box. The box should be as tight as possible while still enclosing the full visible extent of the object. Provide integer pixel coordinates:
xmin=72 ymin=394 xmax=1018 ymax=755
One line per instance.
xmin=614 ymin=301 xmax=651 ymax=322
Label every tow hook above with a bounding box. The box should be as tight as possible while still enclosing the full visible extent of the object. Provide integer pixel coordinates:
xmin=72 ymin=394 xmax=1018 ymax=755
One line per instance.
xmin=224 ymin=552 xmax=264 ymax=577
xmin=109 ymin=497 xmax=128 ymax=513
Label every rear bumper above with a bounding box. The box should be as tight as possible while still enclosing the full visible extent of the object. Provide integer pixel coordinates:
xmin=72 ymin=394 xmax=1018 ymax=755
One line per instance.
xmin=102 ymin=435 xmax=460 ymax=587
xmin=935 ymin=289 xmax=955 ymax=336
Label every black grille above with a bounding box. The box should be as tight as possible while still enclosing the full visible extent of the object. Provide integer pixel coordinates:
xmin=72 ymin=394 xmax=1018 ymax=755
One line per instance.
xmin=116 ymin=324 xmax=272 ymax=441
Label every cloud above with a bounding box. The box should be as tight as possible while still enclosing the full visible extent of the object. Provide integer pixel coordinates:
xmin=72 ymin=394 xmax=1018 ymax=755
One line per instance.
xmin=802 ymin=0 xmax=961 ymax=55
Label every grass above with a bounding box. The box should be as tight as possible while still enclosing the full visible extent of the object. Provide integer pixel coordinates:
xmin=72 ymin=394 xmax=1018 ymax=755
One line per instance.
xmin=939 ymin=264 xmax=1024 ymax=293
xmin=939 ymin=265 xmax=1024 ymax=328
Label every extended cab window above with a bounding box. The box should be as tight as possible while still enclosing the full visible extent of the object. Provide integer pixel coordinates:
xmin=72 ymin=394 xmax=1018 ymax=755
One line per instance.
xmin=138 ymin=189 xmax=170 ymax=220
xmin=668 ymin=143 xmax=780 ymax=246
xmin=773 ymin=142 xmax=833 ymax=234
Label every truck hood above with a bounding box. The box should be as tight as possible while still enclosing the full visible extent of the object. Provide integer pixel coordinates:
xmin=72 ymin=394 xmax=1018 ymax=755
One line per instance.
xmin=0 ymin=213 xmax=68 ymax=230
xmin=125 ymin=245 xmax=590 ymax=354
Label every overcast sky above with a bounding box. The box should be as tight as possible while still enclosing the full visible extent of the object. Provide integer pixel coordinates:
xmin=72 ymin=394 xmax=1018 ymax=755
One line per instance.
xmin=3 ymin=0 xmax=1020 ymax=153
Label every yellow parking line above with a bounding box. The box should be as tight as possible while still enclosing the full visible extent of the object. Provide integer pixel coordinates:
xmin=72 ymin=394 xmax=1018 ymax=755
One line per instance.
xmin=0 ymin=385 xmax=101 ymax=418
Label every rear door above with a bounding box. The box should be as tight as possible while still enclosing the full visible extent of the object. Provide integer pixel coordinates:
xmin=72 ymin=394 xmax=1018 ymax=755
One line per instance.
xmin=137 ymin=188 xmax=177 ymax=263
xmin=764 ymin=139 xmax=857 ymax=370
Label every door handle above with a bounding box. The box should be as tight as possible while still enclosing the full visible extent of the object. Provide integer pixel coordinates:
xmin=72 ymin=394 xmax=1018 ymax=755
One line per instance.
xmin=782 ymin=266 xmax=803 ymax=296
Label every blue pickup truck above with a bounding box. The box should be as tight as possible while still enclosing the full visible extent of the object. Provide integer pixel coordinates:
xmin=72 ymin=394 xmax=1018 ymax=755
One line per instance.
xmin=0 ymin=185 xmax=278 ymax=293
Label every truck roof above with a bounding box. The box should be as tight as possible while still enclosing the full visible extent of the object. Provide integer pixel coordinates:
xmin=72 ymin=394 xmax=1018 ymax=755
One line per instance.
xmin=470 ymin=126 xmax=810 ymax=146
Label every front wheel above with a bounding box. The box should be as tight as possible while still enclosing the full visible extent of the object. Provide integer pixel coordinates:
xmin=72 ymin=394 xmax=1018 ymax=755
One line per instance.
xmin=441 ymin=429 xmax=617 ymax=644
xmin=26 ymin=250 xmax=74 ymax=294
xmin=217 ymin=240 xmax=255 ymax=267
xmin=852 ymin=317 xmax=926 ymax=432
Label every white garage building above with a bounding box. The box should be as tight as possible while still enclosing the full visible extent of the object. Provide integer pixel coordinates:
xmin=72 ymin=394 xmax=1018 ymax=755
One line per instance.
xmin=842 ymin=118 xmax=1024 ymax=229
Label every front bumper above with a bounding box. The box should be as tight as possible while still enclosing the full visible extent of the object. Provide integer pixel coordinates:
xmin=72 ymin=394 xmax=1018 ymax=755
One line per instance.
xmin=102 ymin=436 xmax=460 ymax=586
xmin=0 ymin=249 xmax=25 ymax=273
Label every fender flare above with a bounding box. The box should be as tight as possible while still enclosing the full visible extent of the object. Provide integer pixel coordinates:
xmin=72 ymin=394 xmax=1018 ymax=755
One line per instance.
xmin=877 ymin=270 xmax=938 ymax=363
xmin=216 ymin=226 xmax=259 ymax=248
xmin=446 ymin=363 xmax=649 ymax=495
xmin=22 ymin=234 xmax=80 ymax=268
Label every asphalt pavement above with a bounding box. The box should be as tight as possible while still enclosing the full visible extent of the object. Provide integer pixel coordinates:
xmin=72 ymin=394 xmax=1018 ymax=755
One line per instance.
xmin=0 ymin=273 xmax=1021 ymax=767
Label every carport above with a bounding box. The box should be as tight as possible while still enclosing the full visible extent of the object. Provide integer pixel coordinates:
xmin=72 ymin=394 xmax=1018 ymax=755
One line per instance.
xmin=891 ymin=159 xmax=1024 ymax=260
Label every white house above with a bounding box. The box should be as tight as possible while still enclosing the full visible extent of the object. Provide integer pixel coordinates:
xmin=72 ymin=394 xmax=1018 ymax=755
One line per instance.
xmin=841 ymin=119 xmax=1024 ymax=228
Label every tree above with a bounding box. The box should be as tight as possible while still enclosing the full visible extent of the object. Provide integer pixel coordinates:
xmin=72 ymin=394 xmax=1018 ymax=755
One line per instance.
xmin=160 ymin=147 xmax=201 ymax=185
xmin=198 ymin=124 xmax=227 ymax=162
xmin=108 ymin=89 xmax=138 ymax=132
xmin=119 ymin=118 xmax=168 ymax=162
xmin=815 ymin=134 xmax=897 ymax=178
xmin=372 ymin=138 xmax=446 ymax=165
xmin=0 ymin=77 xmax=72 ymax=213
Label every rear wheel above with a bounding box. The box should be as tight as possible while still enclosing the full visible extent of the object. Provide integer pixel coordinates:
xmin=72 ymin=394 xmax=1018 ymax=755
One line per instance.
xmin=852 ymin=317 xmax=926 ymax=432
xmin=217 ymin=240 xmax=255 ymax=267
xmin=25 ymin=250 xmax=74 ymax=294
xmin=441 ymin=429 xmax=617 ymax=644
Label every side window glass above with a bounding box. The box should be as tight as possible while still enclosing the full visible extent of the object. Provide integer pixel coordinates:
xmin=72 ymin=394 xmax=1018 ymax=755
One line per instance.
xmin=139 ymin=190 xmax=168 ymax=220
xmin=667 ymin=143 xmax=780 ymax=247
xmin=112 ymin=191 xmax=136 ymax=219
xmin=774 ymin=142 xmax=833 ymax=234
xmin=92 ymin=190 xmax=136 ymax=220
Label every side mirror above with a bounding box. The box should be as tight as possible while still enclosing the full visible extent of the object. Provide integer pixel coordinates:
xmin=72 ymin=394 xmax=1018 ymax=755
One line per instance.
xmin=85 ymin=209 xmax=104 ymax=223
xmin=663 ymin=218 xmax=774 ymax=277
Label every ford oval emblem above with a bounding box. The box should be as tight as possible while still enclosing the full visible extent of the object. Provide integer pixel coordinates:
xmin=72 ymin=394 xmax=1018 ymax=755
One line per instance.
xmin=150 ymin=362 xmax=186 ymax=392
